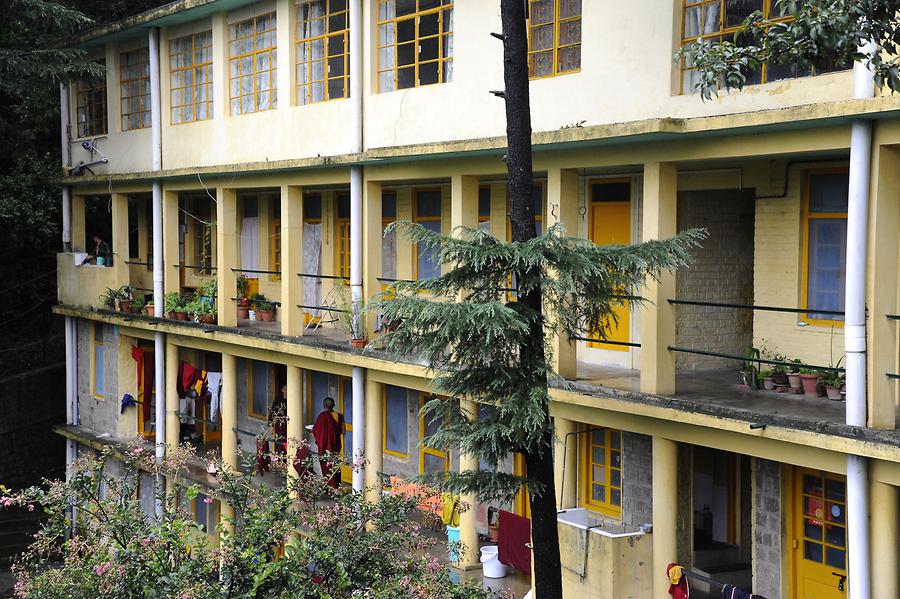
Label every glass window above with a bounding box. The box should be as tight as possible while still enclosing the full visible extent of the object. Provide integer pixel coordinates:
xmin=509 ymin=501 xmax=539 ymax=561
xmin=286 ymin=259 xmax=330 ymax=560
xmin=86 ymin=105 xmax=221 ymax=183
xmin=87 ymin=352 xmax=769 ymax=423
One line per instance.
xmin=76 ymin=61 xmax=107 ymax=138
xmin=583 ymin=428 xmax=622 ymax=518
xmin=249 ymin=360 xmax=272 ymax=419
xmin=382 ymin=191 xmax=398 ymax=280
xmin=384 ymin=385 xmax=408 ymax=456
xmin=528 ymin=0 xmax=581 ymax=78
xmin=120 ymin=49 xmax=151 ymax=131
xmin=415 ymin=190 xmax=442 ymax=281
xmin=800 ymin=470 xmax=846 ymax=572
xmin=170 ymin=31 xmax=214 ymax=124
xmin=128 ymin=198 xmax=140 ymax=259
xmin=296 ymin=0 xmax=349 ymax=105
xmin=804 ymin=171 xmax=848 ymax=323
xmin=376 ymin=0 xmax=454 ymax=92
xmin=420 ymin=394 xmax=448 ymax=475
xmin=229 ymin=12 xmax=277 ymax=115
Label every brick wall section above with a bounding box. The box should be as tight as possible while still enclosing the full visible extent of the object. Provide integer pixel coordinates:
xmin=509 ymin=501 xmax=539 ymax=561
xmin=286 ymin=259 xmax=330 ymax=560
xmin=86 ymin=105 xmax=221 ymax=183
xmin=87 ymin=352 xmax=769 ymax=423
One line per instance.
xmin=752 ymin=458 xmax=783 ymax=599
xmin=76 ymin=320 xmax=120 ymax=433
xmin=0 ymin=363 xmax=66 ymax=490
xmin=675 ymin=190 xmax=755 ymax=369
xmin=622 ymin=432 xmax=652 ymax=527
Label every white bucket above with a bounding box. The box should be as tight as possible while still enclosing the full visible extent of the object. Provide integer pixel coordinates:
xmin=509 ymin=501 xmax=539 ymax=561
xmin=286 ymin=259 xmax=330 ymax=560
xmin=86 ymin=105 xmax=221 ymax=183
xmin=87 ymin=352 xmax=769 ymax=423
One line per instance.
xmin=480 ymin=545 xmax=506 ymax=579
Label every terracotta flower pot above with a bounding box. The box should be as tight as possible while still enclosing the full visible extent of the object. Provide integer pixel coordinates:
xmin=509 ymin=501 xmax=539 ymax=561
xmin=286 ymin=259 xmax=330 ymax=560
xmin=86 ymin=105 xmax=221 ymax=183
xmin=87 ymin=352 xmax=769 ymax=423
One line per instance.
xmin=257 ymin=309 xmax=275 ymax=322
xmin=175 ymin=311 xmax=188 ymax=321
xmin=199 ymin=314 xmax=216 ymax=325
xmin=237 ymin=306 xmax=250 ymax=319
xmin=117 ymin=300 xmax=132 ymax=313
xmin=762 ymin=378 xmax=776 ymax=391
xmin=167 ymin=310 xmax=177 ymax=319
xmin=772 ymin=373 xmax=789 ymax=386
xmin=787 ymin=373 xmax=802 ymax=388
xmin=799 ymin=374 xmax=823 ymax=397
xmin=350 ymin=338 xmax=367 ymax=349
xmin=825 ymin=385 xmax=843 ymax=401
xmin=144 ymin=304 xmax=153 ymax=316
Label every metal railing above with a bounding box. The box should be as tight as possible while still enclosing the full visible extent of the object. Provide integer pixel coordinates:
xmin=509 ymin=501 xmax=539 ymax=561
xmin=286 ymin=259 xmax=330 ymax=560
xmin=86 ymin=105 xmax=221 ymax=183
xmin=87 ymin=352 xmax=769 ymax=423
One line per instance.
xmin=669 ymin=297 xmax=845 ymax=317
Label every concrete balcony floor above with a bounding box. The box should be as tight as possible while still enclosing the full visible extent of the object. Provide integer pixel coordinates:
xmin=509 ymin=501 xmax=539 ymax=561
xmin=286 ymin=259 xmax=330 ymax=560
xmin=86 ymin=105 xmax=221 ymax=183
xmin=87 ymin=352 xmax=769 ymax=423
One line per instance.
xmin=566 ymin=362 xmax=900 ymax=440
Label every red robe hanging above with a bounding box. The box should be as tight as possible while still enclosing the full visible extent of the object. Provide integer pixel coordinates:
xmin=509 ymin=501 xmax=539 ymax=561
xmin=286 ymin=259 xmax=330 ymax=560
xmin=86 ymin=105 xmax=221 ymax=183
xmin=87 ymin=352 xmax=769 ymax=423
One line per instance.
xmin=312 ymin=409 xmax=343 ymax=488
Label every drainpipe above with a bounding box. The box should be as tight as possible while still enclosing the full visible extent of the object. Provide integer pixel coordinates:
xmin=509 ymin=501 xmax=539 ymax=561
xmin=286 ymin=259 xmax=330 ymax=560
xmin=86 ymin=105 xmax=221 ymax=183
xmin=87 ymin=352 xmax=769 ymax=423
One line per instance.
xmin=349 ymin=0 xmax=365 ymax=493
xmin=64 ymin=316 xmax=78 ymax=532
xmin=149 ymin=27 xmax=167 ymax=519
xmin=60 ymin=83 xmax=72 ymax=252
xmin=845 ymin=40 xmax=876 ymax=599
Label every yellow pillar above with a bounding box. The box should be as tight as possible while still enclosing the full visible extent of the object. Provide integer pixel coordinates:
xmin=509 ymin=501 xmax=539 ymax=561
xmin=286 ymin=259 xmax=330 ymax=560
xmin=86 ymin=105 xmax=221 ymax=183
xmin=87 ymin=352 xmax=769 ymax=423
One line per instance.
xmin=364 ymin=377 xmax=384 ymax=505
xmin=281 ymin=185 xmax=304 ymax=336
xmin=450 ymin=174 xmax=479 ymax=231
xmin=489 ymin=182 xmax=507 ymax=240
xmin=285 ymin=365 xmax=303 ymax=494
xmin=217 ymin=188 xmax=238 ymax=328
xmin=870 ymin=480 xmax=898 ymax=596
xmin=640 ymin=162 xmax=678 ymax=395
xmin=867 ymin=145 xmax=900 ymax=429
xmin=456 ymin=397 xmax=480 ymax=569
xmin=546 ymin=168 xmax=579 ymax=379
xmin=652 ymin=437 xmax=678 ymax=599
xmin=554 ymin=417 xmax=577 ymax=509
xmin=72 ymin=195 xmax=86 ymax=252
xmin=162 ymin=189 xmax=180 ymax=296
xmin=362 ymin=180 xmax=383 ymax=341
xmin=111 ymin=193 xmax=129 ymax=268
xmin=164 ymin=342 xmax=180 ymax=496
xmin=219 ymin=353 xmax=237 ymax=534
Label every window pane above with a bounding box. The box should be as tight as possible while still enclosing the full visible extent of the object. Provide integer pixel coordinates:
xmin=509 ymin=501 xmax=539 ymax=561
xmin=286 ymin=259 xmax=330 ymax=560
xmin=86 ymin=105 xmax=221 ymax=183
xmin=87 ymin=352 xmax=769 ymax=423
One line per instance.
xmin=252 ymin=361 xmax=269 ymax=417
xmin=416 ymin=190 xmax=442 ymax=217
xmin=807 ymin=219 xmax=847 ymax=318
xmin=724 ymin=0 xmax=763 ymax=28
xmin=417 ymin=221 xmax=442 ymax=279
xmin=825 ymin=546 xmax=846 ymax=570
xmin=423 ymin=453 xmax=446 ymax=474
xmin=385 ymin=385 xmax=408 ymax=454
xmin=804 ymin=540 xmax=823 ymax=563
xmin=809 ymin=173 xmax=850 ymax=213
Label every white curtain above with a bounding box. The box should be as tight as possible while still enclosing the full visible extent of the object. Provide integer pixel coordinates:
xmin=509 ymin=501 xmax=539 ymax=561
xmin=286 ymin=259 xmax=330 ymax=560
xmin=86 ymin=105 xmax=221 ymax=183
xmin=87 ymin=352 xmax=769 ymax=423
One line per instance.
xmin=297 ymin=0 xmax=327 ymax=103
xmin=303 ymin=222 xmax=322 ymax=317
xmin=682 ymin=2 xmax=722 ymax=92
xmin=240 ymin=216 xmax=259 ymax=277
xmin=443 ymin=9 xmax=454 ymax=82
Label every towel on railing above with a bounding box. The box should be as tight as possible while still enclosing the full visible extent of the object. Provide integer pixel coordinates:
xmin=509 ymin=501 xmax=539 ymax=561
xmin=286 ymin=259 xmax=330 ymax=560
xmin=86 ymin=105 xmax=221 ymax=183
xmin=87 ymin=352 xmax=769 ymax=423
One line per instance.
xmin=498 ymin=509 xmax=531 ymax=575
xmin=667 ymin=563 xmax=690 ymax=599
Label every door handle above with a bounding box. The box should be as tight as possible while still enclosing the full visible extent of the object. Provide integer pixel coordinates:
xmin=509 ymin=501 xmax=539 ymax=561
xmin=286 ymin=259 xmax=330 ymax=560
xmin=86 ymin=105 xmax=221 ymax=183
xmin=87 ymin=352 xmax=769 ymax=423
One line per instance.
xmin=831 ymin=572 xmax=846 ymax=591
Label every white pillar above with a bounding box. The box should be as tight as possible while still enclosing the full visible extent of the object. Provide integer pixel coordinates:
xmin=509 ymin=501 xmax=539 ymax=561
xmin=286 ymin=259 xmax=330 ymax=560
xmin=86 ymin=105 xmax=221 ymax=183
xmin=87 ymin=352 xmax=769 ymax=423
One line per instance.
xmin=352 ymin=366 xmax=365 ymax=492
xmin=60 ymin=82 xmax=72 ymax=251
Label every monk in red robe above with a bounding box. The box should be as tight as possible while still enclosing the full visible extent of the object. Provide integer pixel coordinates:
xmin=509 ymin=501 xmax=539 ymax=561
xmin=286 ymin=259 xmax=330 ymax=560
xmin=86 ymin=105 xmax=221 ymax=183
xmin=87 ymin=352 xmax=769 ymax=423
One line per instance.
xmin=312 ymin=397 xmax=345 ymax=488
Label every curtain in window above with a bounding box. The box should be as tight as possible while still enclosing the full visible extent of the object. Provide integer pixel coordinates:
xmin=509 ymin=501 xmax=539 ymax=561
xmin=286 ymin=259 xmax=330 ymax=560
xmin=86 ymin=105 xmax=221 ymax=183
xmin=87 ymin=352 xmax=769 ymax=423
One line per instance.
xmin=807 ymin=219 xmax=847 ymax=319
xmin=385 ymin=385 xmax=408 ymax=455
xmin=682 ymin=2 xmax=722 ymax=92
xmin=303 ymin=222 xmax=323 ymax=317
xmin=297 ymin=0 xmax=327 ymax=104
xmin=240 ymin=216 xmax=260 ymax=277
xmin=377 ymin=4 xmax=396 ymax=92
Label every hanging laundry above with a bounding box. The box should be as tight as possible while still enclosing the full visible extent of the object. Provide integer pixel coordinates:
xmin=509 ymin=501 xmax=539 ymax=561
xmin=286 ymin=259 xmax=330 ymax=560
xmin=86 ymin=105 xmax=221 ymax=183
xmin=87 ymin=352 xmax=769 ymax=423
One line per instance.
xmin=130 ymin=347 xmax=149 ymax=422
xmin=667 ymin=563 xmax=690 ymax=599
xmin=120 ymin=394 xmax=137 ymax=414
xmin=194 ymin=370 xmax=208 ymax=399
xmin=256 ymin=437 xmax=271 ymax=475
xmin=206 ymin=372 xmax=222 ymax=422
xmin=179 ymin=390 xmax=196 ymax=425
xmin=497 ymin=509 xmax=531 ymax=575
xmin=178 ymin=361 xmax=199 ymax=396
xmin=143 ymin=355 xmax=154 ymax=424
xmin=721 ymin=584 xmax=764 ymax=599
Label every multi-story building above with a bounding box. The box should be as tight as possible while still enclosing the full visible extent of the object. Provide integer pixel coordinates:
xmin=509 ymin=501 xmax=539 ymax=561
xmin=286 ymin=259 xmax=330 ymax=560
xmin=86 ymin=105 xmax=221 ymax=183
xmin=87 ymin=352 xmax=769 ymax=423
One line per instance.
xmin=53 ymin=1 xmax=900 ymax=598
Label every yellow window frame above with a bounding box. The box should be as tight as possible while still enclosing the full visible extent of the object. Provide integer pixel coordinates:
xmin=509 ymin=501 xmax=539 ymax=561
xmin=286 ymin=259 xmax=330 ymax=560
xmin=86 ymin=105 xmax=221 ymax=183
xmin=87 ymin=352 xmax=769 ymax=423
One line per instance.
xmin=679 ymin=0 xmax=794 ymax=94
xmin=295 ymin=0 xmax=349 ymax=105
xmin=338 ymin=376 xmax=353 ymax=483
xmin=91 ymin=323 xmax=105 ymax=399
xmin=799 ymin=168 xmax=848 ymax=327
xmin=581 ymin=427 xmax=622 ymax=518
xmin=335 ymin=217 xmax=350 ymax=281
xmin=412 ymin=188 xmax=443 ymax=281
xmin=247 ymin=360 xmax=275 ymax=420
xmin=383 ymin=385 xmax=408 ymax=459
xmin=375 ymin=0 xmax=454 ymax=92
xmin=75 ymin=63 xmax=107 ymax=138
xmin=228 ymin=12 xmax=277 ymax=115
xmin=419 ymin=393 xmax=449 ymax=475
xmin=270 ymin=218 xmax=282 ymax=281
xmin=527 ymin=0 xmax=582 ymax=80
xmin=169 ymin=31 xmax=214 ymax=124
xmin=120 ymin=48 xmax=151 ymax=131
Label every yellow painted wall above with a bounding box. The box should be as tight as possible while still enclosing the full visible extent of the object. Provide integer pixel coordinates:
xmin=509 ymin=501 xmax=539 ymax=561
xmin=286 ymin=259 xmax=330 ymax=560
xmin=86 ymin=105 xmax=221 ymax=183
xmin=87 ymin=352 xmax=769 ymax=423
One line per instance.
xmin=558 ymin=522 xmax=653 ymax=599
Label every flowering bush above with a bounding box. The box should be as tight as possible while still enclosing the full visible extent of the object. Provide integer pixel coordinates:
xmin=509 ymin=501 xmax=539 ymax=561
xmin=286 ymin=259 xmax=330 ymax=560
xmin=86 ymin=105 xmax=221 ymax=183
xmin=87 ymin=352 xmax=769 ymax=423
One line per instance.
xmin=2 ymin=444 xmax=512 ymax=599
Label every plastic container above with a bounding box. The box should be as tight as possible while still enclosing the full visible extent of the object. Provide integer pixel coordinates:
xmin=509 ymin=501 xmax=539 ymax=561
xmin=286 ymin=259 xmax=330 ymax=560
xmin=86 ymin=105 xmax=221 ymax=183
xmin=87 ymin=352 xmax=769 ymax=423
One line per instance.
xmin=480 ymin=545 xmax=506 ymax=579
xmin=446 ymin=525 xmax=460 ymax=562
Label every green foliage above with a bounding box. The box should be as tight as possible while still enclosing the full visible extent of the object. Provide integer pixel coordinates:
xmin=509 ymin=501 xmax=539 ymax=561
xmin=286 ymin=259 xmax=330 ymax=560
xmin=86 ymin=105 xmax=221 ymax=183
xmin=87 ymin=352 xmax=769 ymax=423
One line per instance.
xmin=371 ymin=222 xmax=705 ymax=502
xmin=250 ymin=292 xmax=275 ymax=312
xmin=2 ymin=445 xmax=507 ymax=598
xmin=677 ymin=0 xmax=900 ymax=100
xmin=164 ymin=291 xmax=185 ymax=313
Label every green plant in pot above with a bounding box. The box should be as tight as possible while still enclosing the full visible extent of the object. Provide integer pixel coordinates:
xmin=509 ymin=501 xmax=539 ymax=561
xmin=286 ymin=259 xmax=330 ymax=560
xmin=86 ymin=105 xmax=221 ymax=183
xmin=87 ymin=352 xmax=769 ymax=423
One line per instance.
xmin=131 ymin=295 xmax=146 ymax=314
xmin=250 ymin=293 xmax=275 ymax=322
xmin=186 ymin=295 xmax=217 ymax=325
xmin=786 ymin=359 xmax=804 ymax=393
xmin=335 ymin=282 xmax=366 ymax=347
xmin=164 ymin=291 xmax=188 ymax=320
xmin=740 ymin=347 xmax=761 ymax=389
xmin=797 ymin=366 xmax=824 ymax=397
xmin=236 ymin=275 xmax=251 ymax=319
xmin=822 ymin=370 xmax=846 ymax=401
xmin=759 ymin=368 xmax=776 ymax=391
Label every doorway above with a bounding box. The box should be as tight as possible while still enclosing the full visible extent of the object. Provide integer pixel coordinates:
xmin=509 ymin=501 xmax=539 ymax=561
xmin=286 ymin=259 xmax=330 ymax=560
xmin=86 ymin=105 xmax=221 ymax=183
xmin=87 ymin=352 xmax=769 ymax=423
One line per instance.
xmin=791 ymin=468 xmax=847 ymax=599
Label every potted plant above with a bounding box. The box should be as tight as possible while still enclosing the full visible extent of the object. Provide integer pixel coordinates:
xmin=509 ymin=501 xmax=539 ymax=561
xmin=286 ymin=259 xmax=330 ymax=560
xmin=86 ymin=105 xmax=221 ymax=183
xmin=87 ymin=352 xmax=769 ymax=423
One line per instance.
xmin=251 ymin=293 xmax=275 ymax=322
xmin=739 ymin=347 xmax=761 ymax=389
xmin=116 ymin=285 xmax=134 ymax=312
xmin=131 ymin=295 xmax=146 ymax=314
xmin=187 ymin=295 xmax=217 ymax=325
xmin=759 ymin=369 xmax=776 ymax=390
xmin=236 ymin=276 xmax=250 ymax=319
xmin=822 ymin=371 xmax=845 ymax=401
xmin=336 ymin=283 xmax=367 ymax=348
xmin=164 ymin=291 xmax=188 ymax=320
xmin=798 ymin=367 xmax=824 ymax=397
xmin=99 ymin=287 xmax=118 ymax=310
xmin=787 ymin=360 xmax=803 ymax=393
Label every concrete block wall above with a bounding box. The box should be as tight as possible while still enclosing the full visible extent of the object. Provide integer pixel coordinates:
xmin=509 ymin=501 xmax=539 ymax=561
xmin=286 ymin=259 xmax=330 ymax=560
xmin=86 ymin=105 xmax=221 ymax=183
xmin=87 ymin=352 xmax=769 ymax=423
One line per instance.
xmin=622 ymin=432 xmax=653 ymax=527
xmin=675 ymin=189 xmax=755 ymax=370
xmin=752 ymin=457 xmax=783 ymax=599
xmin=76 ymin=320 xmax=120 ymax=434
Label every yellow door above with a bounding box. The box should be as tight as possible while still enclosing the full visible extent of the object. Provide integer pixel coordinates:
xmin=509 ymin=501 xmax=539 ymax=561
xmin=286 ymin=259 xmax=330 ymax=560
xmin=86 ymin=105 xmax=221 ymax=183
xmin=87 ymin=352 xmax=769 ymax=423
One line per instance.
xmin=793 ymin=468 xmax=847 ymax=599
xmin=513 ymin=453 xmax=531 ymax=518
xmin=589 ymin=201 xmax=631 ymax=350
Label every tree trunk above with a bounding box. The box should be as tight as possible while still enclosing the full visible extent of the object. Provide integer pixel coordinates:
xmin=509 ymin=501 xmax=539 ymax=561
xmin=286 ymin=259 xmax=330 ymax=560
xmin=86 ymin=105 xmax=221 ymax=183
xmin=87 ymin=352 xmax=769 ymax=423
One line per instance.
xmin=499 ymin=1 xmax=563 ymax=598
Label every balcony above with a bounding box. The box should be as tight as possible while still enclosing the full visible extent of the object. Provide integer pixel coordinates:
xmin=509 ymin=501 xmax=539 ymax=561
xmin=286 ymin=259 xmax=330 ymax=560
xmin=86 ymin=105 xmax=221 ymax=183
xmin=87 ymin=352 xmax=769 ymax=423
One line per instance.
xmin=57 ymin=252 xmax=127 ymax=310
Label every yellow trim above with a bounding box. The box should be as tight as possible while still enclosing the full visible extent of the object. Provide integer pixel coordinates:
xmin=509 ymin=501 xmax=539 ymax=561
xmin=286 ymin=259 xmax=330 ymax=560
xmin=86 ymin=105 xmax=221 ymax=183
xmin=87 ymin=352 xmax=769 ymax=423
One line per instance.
xmin=247 ymin=359 xmax=274 ymax=420
xmin=75 ymin=61 xmax=107 ymax=138
xmin=527 ymin=0 xmax=581 ymax=80
xmin=120 ymin=48 xmax=151 ymax=131
xmin=581 ymin=427 xmax=623 ymax=519
xmin=91 ymin=323 xmax=105 ymax=399
xmin=228 ymin=12 xmax=277 ymax=116
xmin=419 ymin=393 xmax=449 ymax=475
xmin=169 ymin=31 xmax=214 ymax=124
xmin=137 ymin=347 xmax=153 ymax=438
xmin=513 ymin=453 xmax=531 ymax=518
xmin=295 ymin=0 xmax=349 ymax=105
xmin=335 ymin=218 xmax=350 ymax=280
xmin=339 ymin=376 xmax=352 ymax=483
xmin=270 ymin=218 xmax=282 ymax=281
xmin=383 ymin=385 xmax=408 ymax=459
xmin=375 ymin=0 xmax=453 ymax=92
xmin=800 ymin=168 xmax=849 ymax=327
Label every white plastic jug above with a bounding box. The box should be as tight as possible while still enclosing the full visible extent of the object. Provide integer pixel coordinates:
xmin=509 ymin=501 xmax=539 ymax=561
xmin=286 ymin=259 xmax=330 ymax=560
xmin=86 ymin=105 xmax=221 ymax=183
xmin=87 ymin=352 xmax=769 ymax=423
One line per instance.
xmin=480 ymin=545 xmax=506 ymax=579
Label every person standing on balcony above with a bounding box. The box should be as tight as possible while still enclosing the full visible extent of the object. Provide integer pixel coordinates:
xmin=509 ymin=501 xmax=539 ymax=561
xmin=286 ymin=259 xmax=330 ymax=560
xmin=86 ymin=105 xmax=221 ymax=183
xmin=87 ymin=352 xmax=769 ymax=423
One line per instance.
xmin=312 ymin=396 xmax=344 ymax=489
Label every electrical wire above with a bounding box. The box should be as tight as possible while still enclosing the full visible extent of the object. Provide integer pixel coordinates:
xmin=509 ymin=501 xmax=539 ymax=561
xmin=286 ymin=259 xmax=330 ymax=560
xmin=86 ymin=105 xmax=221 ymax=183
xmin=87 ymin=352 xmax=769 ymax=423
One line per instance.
xmin=0 ymin=269 xmax=57 ymax=294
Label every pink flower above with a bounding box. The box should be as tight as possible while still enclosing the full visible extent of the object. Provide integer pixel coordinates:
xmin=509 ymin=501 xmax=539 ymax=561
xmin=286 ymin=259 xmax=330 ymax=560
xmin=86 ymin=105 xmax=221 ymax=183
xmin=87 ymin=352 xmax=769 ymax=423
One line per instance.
xmin=93 ymin=562 xmax=111 ymax=577
xmin=26 ymin=504 xmax=34 ymax=512
xmin=203 ymin=497 xmax=213 ymax=505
